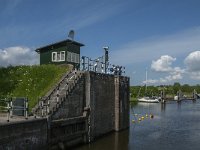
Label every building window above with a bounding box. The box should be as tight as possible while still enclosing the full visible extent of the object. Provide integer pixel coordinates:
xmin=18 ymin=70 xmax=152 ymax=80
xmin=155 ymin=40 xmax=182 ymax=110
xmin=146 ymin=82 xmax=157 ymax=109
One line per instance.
xmin=72 ymin=53 xmax=75 ymax=62
xmin=52 ymin=52 xmax=57 ymax=62
xmin=52 ymin=51 xmax=65 ymax=62
xmin=75 ymin=54 xmax=80 ymax=63
xmin=67 ymin=52 xmax=80 ymax=63
xmin=67 ymin=51 xmax=71 ymax=62
xmin=61 ymin=51 xmax=65 ymax=61
xmin=57 ymin=53 xmax=60 ymax=61
xmin=77 ymin=54 xmax=80 ymax=63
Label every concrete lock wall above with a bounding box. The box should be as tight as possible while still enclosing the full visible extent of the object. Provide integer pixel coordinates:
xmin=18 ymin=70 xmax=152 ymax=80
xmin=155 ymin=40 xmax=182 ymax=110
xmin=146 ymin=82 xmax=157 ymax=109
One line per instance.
xmin=89 ymin=73 xmax=115 ymax=140
xmin=51 ymin=76 xmax=85 ymax=120
xmin=0 ymin=118 xmax=48 ymax=149
xmin=85 ymin=72 xmax=130 ymax=141
xmin=117 ymin=76 xmax=130 ymax=131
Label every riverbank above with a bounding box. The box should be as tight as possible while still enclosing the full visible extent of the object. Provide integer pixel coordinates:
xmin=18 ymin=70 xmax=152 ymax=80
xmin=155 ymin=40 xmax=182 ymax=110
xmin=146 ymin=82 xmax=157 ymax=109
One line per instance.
xmin=130 ymin=97 xmax=138 ymax=102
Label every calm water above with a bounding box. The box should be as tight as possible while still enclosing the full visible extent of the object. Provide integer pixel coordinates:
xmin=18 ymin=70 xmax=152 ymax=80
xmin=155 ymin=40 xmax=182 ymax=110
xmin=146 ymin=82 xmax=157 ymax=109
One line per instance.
xmin=75 ymin=100 xmax=200 ymax=150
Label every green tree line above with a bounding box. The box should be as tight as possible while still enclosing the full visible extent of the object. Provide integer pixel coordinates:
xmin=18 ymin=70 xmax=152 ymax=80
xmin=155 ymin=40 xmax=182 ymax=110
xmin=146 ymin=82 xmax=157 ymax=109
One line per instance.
xmin=130 ymin=82 xmax=200 ymax=98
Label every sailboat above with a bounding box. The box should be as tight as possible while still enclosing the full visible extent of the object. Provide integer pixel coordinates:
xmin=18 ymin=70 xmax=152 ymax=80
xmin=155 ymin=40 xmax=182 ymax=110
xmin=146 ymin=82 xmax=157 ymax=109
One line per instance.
xmin=138 ymin=70 xmax=159 ymax=103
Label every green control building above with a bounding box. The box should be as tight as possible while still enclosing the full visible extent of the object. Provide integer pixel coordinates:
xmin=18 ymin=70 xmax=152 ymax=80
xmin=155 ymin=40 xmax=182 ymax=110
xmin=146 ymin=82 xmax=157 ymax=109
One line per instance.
xmin=35 ymin=39 xmax=84 ymax=69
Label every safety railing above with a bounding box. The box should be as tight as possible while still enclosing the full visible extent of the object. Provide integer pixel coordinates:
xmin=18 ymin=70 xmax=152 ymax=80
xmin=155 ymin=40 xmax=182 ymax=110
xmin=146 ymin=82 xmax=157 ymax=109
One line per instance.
xmin=33 ymin=70 xmax=83 ymax=118
xmin=0 ymin=97 xmax=28 ymax=122
xmin=0 ymin=98 xmax=11 ymax=122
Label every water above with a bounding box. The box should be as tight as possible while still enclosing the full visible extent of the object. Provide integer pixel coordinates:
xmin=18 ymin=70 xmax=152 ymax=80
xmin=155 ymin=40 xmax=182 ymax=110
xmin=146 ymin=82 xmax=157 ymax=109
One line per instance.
xmin=74 ymin=100 xmax=200 ymax=150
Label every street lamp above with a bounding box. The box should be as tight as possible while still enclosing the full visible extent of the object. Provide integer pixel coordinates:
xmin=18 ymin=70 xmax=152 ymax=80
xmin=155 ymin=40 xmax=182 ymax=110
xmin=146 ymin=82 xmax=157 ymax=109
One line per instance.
xmin=103 ymin=46 xmax=109 ymax=74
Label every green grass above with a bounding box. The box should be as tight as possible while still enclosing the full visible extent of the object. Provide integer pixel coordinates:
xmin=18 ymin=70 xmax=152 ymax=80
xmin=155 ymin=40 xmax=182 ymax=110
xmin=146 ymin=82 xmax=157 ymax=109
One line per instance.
xmin=0 ymin=65 xmax=69 ymax=111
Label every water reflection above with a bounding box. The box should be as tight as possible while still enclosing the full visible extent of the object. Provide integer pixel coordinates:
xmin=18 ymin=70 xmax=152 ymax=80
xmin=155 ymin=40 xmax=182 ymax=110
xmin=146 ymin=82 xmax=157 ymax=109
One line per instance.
xmin=74 ymin=130 xmax=129 ymax=150
xmin=75 ymin=100 xmax=200 ymax=150
xmin=177 ymin=101 xmax=182 ymax=110
xmin=161 ymin=102 xmax=166 ymax=112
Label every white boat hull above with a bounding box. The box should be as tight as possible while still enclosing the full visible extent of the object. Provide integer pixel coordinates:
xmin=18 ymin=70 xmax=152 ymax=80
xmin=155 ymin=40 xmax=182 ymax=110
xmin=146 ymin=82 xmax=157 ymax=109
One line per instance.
xmin=138 ymin=97 xmax=159 ymax=103
xmin=174 ymin=96 xmax=178 ymax=101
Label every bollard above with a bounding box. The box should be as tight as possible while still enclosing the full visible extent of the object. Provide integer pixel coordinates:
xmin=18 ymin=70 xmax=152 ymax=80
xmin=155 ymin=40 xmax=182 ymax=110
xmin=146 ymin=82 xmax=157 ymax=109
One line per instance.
xmin=10 ymin=98 xmax=13 ymax=118
xmin=24 ymin=98 xmax=26 ymax=118
xmin=41 ymin=101 xmax=44 ymax=117
xmin=25 ymin=98 xmax=28 ymax=119
xmin=7 ymin=100 xmax=10 ymax=122
xmin=47 ymin=99 xmax=50 ymax=115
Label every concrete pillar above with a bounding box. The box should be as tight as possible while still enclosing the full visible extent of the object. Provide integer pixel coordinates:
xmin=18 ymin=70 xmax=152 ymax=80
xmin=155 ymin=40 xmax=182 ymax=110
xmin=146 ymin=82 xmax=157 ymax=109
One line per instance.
xmin=85 ymin=72 xmax=91 ymax=107
xmin=84 ymin=71 xmax=93 ymax=142
xmin=114 ymin=76 xmax=120 ymax=131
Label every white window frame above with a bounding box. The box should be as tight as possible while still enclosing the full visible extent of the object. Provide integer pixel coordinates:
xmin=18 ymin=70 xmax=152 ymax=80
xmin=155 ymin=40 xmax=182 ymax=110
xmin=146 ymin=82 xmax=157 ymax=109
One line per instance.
xmin=52 ymin=52 xmax=57 ymax=62
xmin=60 ymin=51 xmax=65 ymax=61
xmin=51 ymin=51 xmax=65 ymax=62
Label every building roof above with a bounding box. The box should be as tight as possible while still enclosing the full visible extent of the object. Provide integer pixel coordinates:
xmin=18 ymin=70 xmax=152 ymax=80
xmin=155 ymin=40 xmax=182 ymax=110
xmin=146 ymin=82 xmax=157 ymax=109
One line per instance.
xmin=35 ymin=39 xmax=84 ymax=53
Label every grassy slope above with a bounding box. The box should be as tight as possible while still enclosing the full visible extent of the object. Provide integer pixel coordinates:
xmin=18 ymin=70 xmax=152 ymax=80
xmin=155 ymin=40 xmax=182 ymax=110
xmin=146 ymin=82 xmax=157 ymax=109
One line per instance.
xmin=0 ymin=65 xmax=69 ymax=110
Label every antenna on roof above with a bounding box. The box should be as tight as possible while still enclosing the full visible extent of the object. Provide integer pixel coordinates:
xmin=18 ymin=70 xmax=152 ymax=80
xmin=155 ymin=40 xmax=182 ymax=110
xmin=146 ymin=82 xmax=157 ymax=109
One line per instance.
xmin=68 ymin=30 xmax=75 ymax=41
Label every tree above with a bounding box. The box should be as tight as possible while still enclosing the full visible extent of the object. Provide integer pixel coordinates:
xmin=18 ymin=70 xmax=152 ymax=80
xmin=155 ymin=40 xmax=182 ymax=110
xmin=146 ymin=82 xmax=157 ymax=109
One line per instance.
xmin=173 ymin=82 xmax=181 ymax=94
xmin=181 ymin=84 xmax=191 ymax=93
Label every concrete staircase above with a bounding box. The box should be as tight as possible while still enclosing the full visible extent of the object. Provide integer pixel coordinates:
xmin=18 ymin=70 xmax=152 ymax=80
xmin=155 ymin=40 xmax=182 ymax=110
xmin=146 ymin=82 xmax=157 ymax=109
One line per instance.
xmin=32 ymin=70 xmax=83 ymax=118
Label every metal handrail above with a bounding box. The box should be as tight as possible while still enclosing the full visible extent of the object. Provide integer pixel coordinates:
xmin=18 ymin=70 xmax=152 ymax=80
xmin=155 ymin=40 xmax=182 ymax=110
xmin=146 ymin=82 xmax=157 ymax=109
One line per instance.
xmin=0 ymin=98 xmax=11 ymax=122
xmin=34 ymin=70 xmax=83 ymax=118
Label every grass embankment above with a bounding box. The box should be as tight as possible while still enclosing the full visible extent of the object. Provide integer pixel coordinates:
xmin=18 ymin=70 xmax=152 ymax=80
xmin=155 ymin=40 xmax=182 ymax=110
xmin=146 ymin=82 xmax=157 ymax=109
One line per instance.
xmin=0 ymin=65 xmax=69 ymax=110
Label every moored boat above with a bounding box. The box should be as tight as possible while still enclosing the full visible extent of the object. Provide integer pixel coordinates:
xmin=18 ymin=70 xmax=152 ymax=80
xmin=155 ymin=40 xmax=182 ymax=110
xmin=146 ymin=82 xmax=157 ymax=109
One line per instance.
xmin=137 ymin=70 xmax=159 ymax=103
xmin=138 ymin=97 xmax=159 ymax=103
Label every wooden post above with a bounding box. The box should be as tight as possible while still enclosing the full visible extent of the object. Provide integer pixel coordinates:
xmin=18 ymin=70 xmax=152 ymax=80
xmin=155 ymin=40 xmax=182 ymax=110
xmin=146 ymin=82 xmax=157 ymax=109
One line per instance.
xmin=161 ymin=90 xmax=165 ymax=103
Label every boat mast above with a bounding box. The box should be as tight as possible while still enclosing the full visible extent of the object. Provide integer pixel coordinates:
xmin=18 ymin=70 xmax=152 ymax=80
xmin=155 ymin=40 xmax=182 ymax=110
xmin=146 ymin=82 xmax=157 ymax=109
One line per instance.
xmin=145 ymin=69 xmax=147 ymax=94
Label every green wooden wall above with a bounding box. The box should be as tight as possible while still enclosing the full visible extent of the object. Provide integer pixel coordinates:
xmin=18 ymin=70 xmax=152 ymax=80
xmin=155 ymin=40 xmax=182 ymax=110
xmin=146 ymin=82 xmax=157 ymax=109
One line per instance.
xmin=40 ymin=43 xmax=80 ymax=69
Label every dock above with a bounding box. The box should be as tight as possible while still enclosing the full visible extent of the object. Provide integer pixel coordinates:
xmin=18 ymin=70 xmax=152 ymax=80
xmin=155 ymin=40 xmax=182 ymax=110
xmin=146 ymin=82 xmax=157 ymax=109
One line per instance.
xmin=160 ymin=89 xmax=199 ymax=103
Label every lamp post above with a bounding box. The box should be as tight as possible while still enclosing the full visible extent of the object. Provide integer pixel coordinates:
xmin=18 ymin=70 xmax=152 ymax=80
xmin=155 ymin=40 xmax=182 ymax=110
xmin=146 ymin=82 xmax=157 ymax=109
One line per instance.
xmin=103 ymin=46 xmax=109 ymax=74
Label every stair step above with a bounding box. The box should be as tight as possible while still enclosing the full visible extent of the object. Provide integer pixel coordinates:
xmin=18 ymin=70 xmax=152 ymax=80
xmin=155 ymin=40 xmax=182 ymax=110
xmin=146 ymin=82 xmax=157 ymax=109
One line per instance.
xmin=33 ymin=70 xmax=83 ymax=117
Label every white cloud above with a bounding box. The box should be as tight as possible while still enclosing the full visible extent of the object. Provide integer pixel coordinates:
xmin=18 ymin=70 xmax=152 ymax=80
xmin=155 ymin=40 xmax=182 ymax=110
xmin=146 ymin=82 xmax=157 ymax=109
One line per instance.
xmin=189 ymin=72 xmax=200 ymax=80
xmin=111 ymin=26 xmax=200 ymax=65
xmin=184 ymin=51 xmax=200 ymax=80
xmin=151 ymin=55 xmax=176 ymax=72
xmin=165 ymin=68 xmax=183 ymax=81
xmin=144 ymin=73 xmax=183 ymax=84
xmin=0 ymin=46 xmax=39 ymax=67
xmin=141 ymin=51 xmax=200 ymax=84
xmin=142 ymin=55 xmax=185 ymax=84
xmin=184 ymin=51 xmax=200 ymax=72
xmin=142 ymin=79 xmax=158 ymax=84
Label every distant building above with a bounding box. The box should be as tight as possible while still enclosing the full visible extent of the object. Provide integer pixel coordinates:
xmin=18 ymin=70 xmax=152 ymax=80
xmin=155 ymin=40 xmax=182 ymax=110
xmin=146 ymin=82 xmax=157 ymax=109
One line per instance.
xmin=35 ymin=39 xmax=84 ymax=69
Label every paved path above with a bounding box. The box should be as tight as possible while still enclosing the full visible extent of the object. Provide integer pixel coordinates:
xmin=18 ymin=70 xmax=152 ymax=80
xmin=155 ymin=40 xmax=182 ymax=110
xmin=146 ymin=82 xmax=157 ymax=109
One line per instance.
xmin=0 ymin=113 xmax=41 ymax=125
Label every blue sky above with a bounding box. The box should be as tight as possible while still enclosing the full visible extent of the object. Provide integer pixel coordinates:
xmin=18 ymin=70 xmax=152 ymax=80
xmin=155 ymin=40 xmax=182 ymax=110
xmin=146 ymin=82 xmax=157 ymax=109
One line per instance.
xmin=1 ymin=0 xmax=200 ymax=85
